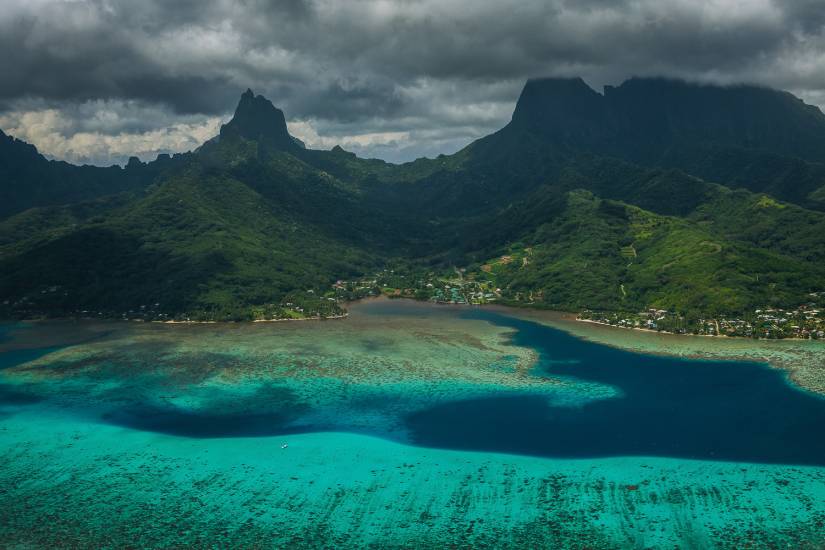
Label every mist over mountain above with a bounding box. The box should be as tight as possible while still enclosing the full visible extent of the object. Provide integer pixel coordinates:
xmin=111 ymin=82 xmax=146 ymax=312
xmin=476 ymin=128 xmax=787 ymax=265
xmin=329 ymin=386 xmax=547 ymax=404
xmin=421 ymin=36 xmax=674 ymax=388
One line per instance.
xmin=2 ymin=77 xmax=825 ymax=320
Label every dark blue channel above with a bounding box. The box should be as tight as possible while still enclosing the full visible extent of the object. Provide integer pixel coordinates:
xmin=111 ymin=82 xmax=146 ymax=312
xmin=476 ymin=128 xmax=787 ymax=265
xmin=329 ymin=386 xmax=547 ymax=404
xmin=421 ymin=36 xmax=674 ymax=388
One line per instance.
xmin=405 ymin=310 xmax=825 ymax=465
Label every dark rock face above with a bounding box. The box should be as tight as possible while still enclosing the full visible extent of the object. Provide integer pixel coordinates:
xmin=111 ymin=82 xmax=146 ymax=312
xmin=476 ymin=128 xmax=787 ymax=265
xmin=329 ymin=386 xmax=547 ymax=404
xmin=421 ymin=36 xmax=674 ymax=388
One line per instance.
xmin=510 ymin=77 xmax=609 ymax=144
xmin=126 ymin=156 xmax=144 ymax=169
xmin=508 ymin=76 xmax=825 ymax=163
xmin=494 ymin=76 xmax=825 ymax=205
xmin=219 ymin=89 xmax=299 ymax=152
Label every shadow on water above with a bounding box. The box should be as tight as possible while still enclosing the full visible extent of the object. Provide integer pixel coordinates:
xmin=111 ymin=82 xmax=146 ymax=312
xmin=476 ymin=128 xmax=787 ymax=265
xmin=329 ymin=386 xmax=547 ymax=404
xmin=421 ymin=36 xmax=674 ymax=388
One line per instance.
xmin=405 ymin=310 xmax=825 ymax=465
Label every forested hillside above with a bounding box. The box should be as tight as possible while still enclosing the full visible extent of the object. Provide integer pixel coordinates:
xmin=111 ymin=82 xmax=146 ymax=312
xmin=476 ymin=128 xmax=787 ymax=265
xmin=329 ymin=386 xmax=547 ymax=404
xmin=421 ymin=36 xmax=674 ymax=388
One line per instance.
xmin=2 ymin=78 xmax=825 ymax=320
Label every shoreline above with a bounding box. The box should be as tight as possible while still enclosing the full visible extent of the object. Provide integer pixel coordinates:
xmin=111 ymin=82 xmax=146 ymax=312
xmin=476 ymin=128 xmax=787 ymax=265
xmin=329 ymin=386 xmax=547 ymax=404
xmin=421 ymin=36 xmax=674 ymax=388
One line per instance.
xmin=10 ymin=313 xmax=350 ymax=325
xmin=251 ymin=313 xmax=349 ymax=322
xmin=573 ymin=317 xmax=815 ymax=341
xmin=513 ymin=310 xmax=825 ymax=397
xmin=8 ymin=296 xmax=816 ymax=341
xmin=159 ymin=313 xmax=350 ymax=324
xmin=3 ymin=297 xmax=824 ymax=395
xmin=370 ymin=297 xmax=819 ymax=342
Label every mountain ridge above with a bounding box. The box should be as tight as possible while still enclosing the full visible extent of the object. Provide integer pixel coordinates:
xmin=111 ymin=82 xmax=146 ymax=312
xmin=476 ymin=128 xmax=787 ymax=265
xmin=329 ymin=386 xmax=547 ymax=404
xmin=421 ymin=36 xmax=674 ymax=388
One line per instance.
xmin=2 ymin=76 xmax=825 ymax=321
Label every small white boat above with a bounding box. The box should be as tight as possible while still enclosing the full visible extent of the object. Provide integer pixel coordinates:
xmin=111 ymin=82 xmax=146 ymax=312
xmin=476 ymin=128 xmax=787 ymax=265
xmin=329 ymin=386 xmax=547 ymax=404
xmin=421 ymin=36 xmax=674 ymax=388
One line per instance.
xmin=281 ymin=443 xmax=288 ymax=449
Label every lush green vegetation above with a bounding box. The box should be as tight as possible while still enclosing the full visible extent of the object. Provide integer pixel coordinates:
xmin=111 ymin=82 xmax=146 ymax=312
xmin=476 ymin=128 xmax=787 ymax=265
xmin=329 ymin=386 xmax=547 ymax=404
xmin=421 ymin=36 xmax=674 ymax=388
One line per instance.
xmin=469 ymin=190 xmax=825 ymax=316
xmin=2 ymin=80 xmax=825 ymax=322
xmin=0 ymin=163 xmax=376 ymax=321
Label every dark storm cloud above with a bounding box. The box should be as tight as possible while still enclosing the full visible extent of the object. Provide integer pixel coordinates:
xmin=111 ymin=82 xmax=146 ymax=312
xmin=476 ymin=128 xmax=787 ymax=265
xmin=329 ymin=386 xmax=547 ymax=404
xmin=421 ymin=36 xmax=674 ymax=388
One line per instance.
xmin=0 ymin=1 xmax=239 ymax=114
xmin=3 ymin=0 xmax=825 ymax=165
xmin=288 ymin=79 xmax=408 ymax=122
xmin=779 ymin=0 xmax=825 ymax=33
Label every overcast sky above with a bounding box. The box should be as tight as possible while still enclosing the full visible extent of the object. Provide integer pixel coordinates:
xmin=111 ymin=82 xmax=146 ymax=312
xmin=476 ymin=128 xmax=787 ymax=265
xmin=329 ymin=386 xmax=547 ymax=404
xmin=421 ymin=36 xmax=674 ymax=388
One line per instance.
xmin=2 ymin=0 xmax=825 ymax=165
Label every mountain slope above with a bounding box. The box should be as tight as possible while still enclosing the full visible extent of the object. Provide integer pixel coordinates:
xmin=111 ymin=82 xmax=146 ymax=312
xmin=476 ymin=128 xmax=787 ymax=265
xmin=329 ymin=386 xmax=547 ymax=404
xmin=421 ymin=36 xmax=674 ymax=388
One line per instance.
xmin=460 ymin=186 xmax=825 ymax=313
xmin=2 ymin=79 xmax=825 ymax=320
xmin=499 ymin=77 xmax=825 ymax=210
xmin=0 ymin=165 xmax=376 ymax=320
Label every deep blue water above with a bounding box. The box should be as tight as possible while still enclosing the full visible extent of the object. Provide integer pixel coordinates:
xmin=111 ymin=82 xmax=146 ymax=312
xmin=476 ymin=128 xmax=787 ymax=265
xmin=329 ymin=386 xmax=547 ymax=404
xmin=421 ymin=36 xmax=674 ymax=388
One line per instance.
xmin=2 ymin=307 xmax=825 ymax=465
xmin=406 ymin=310 xmax=825 ymax=465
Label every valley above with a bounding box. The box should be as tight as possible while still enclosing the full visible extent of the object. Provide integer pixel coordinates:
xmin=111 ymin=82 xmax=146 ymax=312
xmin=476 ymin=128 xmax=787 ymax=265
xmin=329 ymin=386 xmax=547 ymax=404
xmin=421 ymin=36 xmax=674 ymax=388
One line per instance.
xmin=4 ymin=78 xmax=825 ymax=326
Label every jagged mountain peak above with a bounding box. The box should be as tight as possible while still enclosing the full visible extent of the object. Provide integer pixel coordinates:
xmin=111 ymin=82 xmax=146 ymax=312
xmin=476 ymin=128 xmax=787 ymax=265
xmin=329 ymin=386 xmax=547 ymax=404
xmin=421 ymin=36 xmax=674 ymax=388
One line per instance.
xmin=510 ymin=76 xmax=606 ymax=140
xmin=219 ymin=89 xmax=299 ymax=151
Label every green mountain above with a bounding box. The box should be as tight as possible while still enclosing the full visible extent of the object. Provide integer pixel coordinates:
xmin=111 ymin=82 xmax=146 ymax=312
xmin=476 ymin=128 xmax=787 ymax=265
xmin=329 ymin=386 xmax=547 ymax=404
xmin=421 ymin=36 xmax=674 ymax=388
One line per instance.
xmin=509 ymin=77 xmax=825 ymax=207
xmin=1 ymin=78 xmax=825 ymax=320
xmin=466 ymin=187 xmax=824 ymax=315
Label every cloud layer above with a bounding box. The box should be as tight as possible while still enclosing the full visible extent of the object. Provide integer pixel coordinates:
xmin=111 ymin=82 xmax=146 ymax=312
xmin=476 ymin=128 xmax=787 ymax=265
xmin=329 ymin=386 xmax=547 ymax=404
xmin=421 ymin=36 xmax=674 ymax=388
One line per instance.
xmin=2 ymin=0 xmax=825 ymax=165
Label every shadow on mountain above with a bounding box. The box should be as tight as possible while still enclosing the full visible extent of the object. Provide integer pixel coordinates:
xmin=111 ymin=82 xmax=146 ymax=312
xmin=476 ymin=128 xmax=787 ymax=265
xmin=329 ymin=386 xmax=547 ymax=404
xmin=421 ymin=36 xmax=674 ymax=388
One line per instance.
xmin=0 ymin=226 xmax=232 ymax=316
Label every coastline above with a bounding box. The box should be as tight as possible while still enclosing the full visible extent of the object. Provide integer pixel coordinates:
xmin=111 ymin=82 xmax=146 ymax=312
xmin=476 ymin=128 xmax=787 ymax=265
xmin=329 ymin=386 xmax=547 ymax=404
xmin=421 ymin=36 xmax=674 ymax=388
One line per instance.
xmin=251 ymin=313 xmax=349 ymax=322
xmin=490 ymin=304 xmax=825 ymax=397
xmin=9 ymin=312 xmax=350 ymax=325
xmin=5 ymin=297 xmax=823 ymax=395
xmin=346 ymin=297 xmax=825 ymax=396
xmin=575 ymin=317 xmax=817 ymax=341
xmin=9 ymin=299 xmax=815 ymax=340
xmin=159 ymin=313 xmax=350 ymax=324
xmin=576 ymin=317 xmax=666 ymax=335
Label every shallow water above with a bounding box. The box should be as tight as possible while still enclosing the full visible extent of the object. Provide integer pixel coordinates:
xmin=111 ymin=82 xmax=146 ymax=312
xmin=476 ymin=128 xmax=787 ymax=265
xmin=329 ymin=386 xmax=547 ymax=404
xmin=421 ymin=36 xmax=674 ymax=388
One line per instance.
xmin=1 ymin=300 xmax=823 ymax=548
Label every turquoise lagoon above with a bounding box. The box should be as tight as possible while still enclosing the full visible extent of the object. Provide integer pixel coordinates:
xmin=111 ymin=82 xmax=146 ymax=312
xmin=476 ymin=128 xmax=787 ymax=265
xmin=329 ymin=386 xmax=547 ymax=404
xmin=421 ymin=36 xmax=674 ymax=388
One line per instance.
xmin=0 ymin=300 xmax=823 ymax=548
